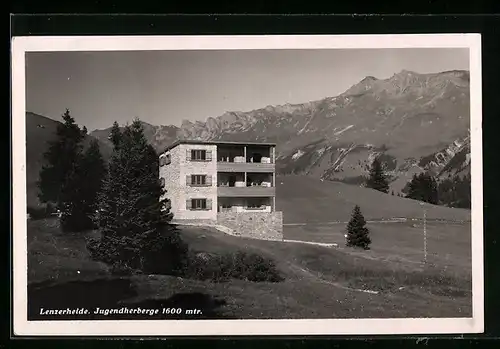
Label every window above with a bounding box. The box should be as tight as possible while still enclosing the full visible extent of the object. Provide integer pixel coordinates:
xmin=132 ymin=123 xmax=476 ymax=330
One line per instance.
xmin=186 ymin=149 xmax=212 ymax=161
xmin=193 ymin=175 xmax=206 ymax=185
xmin=193 ymin=199 xmax=206 ymax=210
xmin=186 ymin=198 xmax=212 ymax=210
xmin=192 ymin=150 xmax=205 ymax=161
xmin=186 ymin=174 xmax=212 ymax=186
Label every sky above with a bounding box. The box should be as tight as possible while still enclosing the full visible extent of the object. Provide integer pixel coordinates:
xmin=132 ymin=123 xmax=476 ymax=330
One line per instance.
xmin=25 ymin=48 xmax=470 ymax=131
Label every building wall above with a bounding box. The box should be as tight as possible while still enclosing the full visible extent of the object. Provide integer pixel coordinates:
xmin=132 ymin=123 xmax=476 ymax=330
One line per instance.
xmin=217 ymin=212 xmax=283 ymax=241
xmin=160 ymin=146 xmax=181 ymax=220
xmin=177 ymin=143 xmax=218 ymax=220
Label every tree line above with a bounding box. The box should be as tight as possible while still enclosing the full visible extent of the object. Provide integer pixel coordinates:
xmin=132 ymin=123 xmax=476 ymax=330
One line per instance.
xmin=364 ymin=156 xmax=471 ymax=209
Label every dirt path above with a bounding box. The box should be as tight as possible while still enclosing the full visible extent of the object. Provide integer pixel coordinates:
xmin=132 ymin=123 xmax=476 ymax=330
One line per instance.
xmin=284 ymin=260 xmax=381 ymax=295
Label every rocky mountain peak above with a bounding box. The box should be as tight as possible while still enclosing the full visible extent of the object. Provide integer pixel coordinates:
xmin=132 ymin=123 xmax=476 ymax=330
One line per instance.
xmin=87 ymin=69 xmax=470 ymax=194
xmin=218 ymin=111 xmax=241 ymax=125
xmin=181 ymin=119 xmax=195 ymax=128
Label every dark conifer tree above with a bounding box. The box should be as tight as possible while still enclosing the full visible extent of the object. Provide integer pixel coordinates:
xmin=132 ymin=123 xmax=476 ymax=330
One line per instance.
xmin=89 ymin=119 xmax=187 ymax=275
xmin=37 ymin=109 xmax=107 ymax=232
xmin=346 ymin=205 xmax=371 ymax=250
xmin=406 ymin=172 xmax=439 ymax=205
xmin=437 ymin=173 xmax=471 ymax=208
xmin=366 ymin=157 xmax=390 ymax=193
xmin=66 ymin=139 xmax=106 ymax=231
xmin=108 ymin=121 xmax=122 ymax=148
xmin=37 ymin=109 xmax=85 ymax=206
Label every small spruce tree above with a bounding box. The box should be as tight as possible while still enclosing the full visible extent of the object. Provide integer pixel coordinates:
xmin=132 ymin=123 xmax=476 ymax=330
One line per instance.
xmin=366 ymin=157 xmax=390 ymax=193
xmin=346 ymin=205 xmax=371 ymax=250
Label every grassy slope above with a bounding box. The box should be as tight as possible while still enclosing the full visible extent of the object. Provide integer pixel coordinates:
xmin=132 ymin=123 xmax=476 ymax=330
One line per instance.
xmin=28 ymin=218 xmax=471 ymax=319
xmin=284 ymin=222 xmax=471 ymax=277
xmin=276 ymin=175 xmax=472 ymax=284
xmin=275 ymin=175 xmax=471 ymax=223
xmin=27 ymin=219 xmax=109 ymax=284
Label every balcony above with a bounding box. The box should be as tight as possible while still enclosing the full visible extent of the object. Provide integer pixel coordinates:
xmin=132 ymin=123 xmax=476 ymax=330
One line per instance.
xmin=217 ymin=185 xmax=276 ymax=197
xmin=217 ymin=172 xmax=274 ymax=197
xmin=217 ymin=144 xmax=275 ymax=172
xmin=217 ymin=160 xmax=274 ymax=173
xmin=218 ymin=197 xmax=274 ymax=212
xmin=219 ymin=205 xmax=272 ymax=213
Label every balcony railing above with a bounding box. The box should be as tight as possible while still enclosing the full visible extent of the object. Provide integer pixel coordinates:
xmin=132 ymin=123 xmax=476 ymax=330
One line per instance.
xmin=219 ymin=205 xmax=272 ymax=213
xmin=217 ymin=160 xmax=274 ymax=173
xmin=218 ymin=155 xmax=272 ymax=163
xmin=217 ymin=185 xmax=275 ymax=197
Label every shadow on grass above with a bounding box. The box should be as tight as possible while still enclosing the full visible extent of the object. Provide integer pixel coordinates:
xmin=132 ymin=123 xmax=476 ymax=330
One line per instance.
xmin=28 ymin=278 xmax=231 ymax=320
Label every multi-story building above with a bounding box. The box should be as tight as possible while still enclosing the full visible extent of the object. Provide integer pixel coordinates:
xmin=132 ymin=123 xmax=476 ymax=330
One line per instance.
xmin=159 ymin=140 xmax=283 ymax=240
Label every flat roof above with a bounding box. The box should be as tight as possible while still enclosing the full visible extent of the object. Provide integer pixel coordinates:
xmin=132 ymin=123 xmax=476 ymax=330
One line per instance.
xmin=161 ymin=139 xmax=277 ymax=154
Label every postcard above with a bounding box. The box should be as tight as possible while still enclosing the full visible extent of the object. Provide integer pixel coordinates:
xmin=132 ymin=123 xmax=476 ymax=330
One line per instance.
xmin=11 ymin=34 xmax=483 ymax=336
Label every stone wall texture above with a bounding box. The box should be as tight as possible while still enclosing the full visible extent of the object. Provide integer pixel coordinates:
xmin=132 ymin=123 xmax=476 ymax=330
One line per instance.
xmin=160 ymin=145 xmax=181 ymax=219
xmin=217 ymin=212 xmax=283 ymax=241
xmin=161 ymin=144 xmax=218 ymax=220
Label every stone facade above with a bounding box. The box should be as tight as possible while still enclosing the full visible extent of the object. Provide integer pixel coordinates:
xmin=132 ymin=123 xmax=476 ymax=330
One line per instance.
xmin=161 ymin=143 xmax=218 ymax=220
xmin=160 ymin=145 xmax=181 ymax=219
xmin=217 ymin=212 xmax=283 ymax=241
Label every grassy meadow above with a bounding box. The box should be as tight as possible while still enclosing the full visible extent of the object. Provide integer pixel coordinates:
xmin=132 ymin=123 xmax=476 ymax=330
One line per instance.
xmin=27 ymin=216 xmax=472 ymax=320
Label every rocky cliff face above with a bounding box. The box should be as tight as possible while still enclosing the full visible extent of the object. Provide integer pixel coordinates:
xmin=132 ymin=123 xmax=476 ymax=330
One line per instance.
xmin=88 ymin=69 xmax=471 ymax=194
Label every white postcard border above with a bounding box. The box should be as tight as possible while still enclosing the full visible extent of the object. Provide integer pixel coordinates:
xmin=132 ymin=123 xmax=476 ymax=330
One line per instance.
xmin=11 ymin=34 xmax=484 ymax=336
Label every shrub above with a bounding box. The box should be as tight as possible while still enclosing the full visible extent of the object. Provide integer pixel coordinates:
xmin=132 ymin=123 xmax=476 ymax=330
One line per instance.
xmin=139 ymin=228 xmax=189 ymax=276
xmin=87 ymin=226 xmax=189 ymax=277
xmin=186 ymin=250 xmax=284 ymax=283
xmin=27 ymin=203 xmax=57 ymax=220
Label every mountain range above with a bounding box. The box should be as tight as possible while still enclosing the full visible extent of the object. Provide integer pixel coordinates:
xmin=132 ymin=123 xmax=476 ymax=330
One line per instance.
xmin=90 ymin=69 xmax=471 ymax=193
xmin=26 ymin=69 xmax=471 ymax=206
